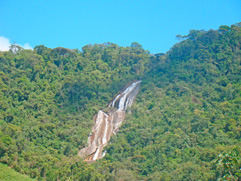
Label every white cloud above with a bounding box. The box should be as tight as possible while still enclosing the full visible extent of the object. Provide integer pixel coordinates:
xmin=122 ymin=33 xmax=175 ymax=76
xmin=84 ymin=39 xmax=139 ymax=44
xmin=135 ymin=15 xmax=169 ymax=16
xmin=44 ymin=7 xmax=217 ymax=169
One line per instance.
xmin=0 ymin=36 xmax=11 ymax=51
xmin=22 ymin=43 xmax=33 ymax=50
xmin=0 ymin=36 xmax=33 ymax=51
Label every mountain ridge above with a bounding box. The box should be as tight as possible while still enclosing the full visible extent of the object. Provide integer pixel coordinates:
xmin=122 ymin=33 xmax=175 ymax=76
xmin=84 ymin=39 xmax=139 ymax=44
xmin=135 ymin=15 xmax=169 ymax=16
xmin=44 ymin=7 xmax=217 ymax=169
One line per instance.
xmin=0 ymin=23 xmax=240 ymax=180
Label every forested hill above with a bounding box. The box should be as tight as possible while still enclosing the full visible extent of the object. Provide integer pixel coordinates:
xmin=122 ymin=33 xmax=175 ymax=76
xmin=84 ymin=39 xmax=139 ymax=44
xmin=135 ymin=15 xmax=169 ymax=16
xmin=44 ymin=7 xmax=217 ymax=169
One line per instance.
xmin=0 ymin=23 xmax=241 ymax=180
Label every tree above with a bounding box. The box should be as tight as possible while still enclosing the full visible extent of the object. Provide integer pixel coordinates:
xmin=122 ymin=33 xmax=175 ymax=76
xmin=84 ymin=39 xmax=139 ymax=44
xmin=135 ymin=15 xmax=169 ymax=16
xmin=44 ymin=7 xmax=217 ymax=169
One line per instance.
xmin=214 ymin=149 xmax=241 ymax=180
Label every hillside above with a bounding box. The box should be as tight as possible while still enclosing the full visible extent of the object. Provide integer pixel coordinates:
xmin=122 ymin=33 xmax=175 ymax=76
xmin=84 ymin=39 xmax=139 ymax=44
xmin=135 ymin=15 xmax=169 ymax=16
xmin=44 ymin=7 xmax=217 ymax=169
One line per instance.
xmin=0 ymin=23 xmax=241 ymax=180
xmin=0 ymin=163 xmax=34 ymax=181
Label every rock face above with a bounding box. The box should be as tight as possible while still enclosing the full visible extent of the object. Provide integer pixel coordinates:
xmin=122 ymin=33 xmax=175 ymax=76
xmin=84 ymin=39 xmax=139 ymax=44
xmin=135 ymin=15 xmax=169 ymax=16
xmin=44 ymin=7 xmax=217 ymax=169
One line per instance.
xmin=78 ymin=80 xmax=141 ymax=162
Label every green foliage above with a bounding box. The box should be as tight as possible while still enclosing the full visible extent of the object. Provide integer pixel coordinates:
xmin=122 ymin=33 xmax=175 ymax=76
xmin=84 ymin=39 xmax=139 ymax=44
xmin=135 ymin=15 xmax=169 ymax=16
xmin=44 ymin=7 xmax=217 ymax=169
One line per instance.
xmin=0 ymin=23 xmax=241 ymax=180
xmin=0 ymin=163 xmax=35 ymax=181
xmin=214 ymin=148 xmax=241 ymax=180
xmin=0 ymin=42 xmax=149 ymax=180
xmin=102 ymin=23 xmax=241 ymax=180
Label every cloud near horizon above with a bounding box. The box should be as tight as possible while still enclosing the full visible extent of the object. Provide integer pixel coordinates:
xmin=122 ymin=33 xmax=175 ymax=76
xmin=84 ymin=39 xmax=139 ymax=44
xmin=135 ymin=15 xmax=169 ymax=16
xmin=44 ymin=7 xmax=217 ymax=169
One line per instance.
xmin=0 ymin=36 xmax=33 ymax=51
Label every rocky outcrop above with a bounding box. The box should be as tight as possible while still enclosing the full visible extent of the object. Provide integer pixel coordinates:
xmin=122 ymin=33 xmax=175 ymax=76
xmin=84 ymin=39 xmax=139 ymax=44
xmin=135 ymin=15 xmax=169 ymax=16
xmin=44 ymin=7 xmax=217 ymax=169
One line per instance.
xmin=78 ymin=81 xmax=141 ymax=162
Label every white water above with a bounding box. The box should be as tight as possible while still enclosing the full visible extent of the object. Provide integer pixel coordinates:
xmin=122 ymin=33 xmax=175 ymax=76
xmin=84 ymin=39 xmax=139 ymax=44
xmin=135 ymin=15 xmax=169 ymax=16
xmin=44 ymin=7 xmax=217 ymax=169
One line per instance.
xmin=102 ymin=116 xmax=108 ymax=144
xmin=93 ymin=147 xmax=100 ymax=160
xmin=79 ymin=80 xmax=141 ymax=161
xmin=92 ymin=111 xmax=104 ymax=145
xmin=110 ymin=94 xmax=121 ymax=108
xmin=102 ymin=150 xmax=107 ymax=158
xmin=110 ymin=80 xmax=142 ymax=111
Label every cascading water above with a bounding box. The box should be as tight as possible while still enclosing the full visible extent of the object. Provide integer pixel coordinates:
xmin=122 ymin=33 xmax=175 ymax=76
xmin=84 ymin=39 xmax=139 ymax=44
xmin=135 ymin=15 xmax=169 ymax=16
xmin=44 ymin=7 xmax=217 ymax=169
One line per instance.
xmin=109 ymin=80 xmax=141 ymax=111
xmin=78 ymin=80 xmax=141 ymax=162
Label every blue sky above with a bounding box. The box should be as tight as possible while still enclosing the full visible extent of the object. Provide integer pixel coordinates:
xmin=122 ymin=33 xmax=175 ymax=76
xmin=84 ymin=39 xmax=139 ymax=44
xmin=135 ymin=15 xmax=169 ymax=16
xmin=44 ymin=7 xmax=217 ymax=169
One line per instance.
xmin=0 ymin=0 xmax=240 ymax=53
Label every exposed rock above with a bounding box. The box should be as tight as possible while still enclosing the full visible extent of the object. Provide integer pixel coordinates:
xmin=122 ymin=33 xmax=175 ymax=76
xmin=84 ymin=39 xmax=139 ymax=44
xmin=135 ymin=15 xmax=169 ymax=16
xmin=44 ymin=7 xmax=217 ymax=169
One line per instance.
xmin=78 ymin=80 xmax=141 ymax=162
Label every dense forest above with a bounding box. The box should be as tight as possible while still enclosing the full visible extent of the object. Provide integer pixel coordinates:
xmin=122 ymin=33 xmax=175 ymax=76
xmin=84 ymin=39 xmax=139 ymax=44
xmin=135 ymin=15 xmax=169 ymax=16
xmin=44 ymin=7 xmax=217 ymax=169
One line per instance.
xmin=0 ymin=23 xmax=241 ymax=180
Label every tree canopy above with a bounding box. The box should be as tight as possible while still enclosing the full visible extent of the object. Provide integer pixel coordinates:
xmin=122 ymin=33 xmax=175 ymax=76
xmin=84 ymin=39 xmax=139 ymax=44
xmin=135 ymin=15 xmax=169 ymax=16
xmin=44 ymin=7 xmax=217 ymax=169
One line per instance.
xmin=0 ymin=23 xmax=241 ymax=180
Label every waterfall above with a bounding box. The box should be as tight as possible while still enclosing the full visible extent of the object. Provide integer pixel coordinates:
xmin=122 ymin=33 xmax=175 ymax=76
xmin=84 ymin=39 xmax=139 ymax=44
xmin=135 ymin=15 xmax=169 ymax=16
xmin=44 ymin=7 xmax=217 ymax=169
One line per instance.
xmin=109 ymin=80 xmax=142 ymax=111
xmin=78 ymin=80 xmax=141 ymax=162
xmin=102 ymin=116 xmax=108 ymax=144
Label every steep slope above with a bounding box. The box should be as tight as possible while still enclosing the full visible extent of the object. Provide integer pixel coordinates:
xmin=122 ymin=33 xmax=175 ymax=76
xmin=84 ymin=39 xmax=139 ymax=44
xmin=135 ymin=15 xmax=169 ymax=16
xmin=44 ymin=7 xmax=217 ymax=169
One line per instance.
xmin=79 ymin=81 xmax=141 ymax=161
xmin=0 ymin=23 xmax=240 ymax=180
xmin=0 ymin=42 xmax=149 ymax=180
xmin=0 ymin=163 xmax=34 ymax=181
xmin=100 ymin=23 xmax=241 ymax=180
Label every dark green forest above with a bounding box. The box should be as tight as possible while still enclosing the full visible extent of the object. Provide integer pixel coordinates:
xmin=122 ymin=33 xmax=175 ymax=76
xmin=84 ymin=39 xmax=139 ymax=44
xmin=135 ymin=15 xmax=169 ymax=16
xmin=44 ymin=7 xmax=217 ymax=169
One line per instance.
xmin=0 ymin=23 xmax=241 ymax=180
